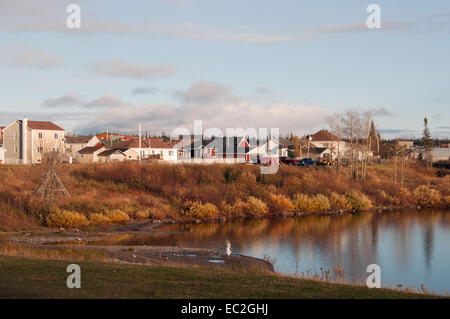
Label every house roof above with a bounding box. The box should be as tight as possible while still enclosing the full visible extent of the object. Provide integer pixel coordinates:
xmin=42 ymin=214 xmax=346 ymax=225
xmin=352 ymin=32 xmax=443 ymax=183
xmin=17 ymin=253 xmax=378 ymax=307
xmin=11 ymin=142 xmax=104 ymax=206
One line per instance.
xmin=111 ymin=139 xmax=149 ymax=149
xmin=148 ymin=138 xmax=173 ymax=149
xmin=78 ymin=145 xmax=105 ymax=154
xmin=27 ymin=120 xmax=65 ymax=131
xmin=310 ymin=130 xmax=340 ymax=142
xmin=98 ymin=149 xmax=126 ymax=157
xmin=65 ymin=135 xmax=95 ymax=144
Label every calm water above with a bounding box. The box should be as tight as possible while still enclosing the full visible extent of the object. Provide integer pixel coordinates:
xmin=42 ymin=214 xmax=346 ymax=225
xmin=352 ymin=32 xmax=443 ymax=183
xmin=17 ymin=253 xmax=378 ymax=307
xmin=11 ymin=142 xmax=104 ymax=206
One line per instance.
xmin=107 ymin=210 xmax=450 ymax=294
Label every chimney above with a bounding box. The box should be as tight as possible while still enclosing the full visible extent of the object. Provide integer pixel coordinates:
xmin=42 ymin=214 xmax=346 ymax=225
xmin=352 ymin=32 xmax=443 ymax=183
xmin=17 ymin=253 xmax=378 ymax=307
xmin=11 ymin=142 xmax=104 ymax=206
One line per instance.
xmin=22 ymin=117 xmax=28 ymax=164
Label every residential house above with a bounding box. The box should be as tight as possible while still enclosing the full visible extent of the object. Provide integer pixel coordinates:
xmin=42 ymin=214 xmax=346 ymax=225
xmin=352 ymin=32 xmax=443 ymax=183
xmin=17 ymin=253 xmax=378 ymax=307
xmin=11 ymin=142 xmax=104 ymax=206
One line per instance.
xmin=0 ymin=126 xmax=5 ymax=146
xmin=65 ymin=135 xmax=100 ymax=155
xmin=278 ymin=138 xmax=295 ymax=157
xmin=97 ymin=149 xmax=128 ymax=163
xmin=395 ymin=139 xmax=414 ymax=149
xmin=247 ymin=139 xmax=280 ymax=163
xmin=76 ymin=144 xmax=107 ymax=163
xmin=302 ymin=146 xmax=334 ymax=160
xmin=2 ymin=118 xmax=65 ymax=164
xmin=206 ymin=137 xmax=250 ymax=163
xmin=431 ymin=147 xmax=450 ymax=162
xmin=148 ymin=138 xmax=177 ymax=162
xmin=0 ymin=146 xmax=6 ymax=165
xmin=180 ymin=139 xmax=213 ymax=160
xmin=307 ymin=130 xmax=349 ymax=160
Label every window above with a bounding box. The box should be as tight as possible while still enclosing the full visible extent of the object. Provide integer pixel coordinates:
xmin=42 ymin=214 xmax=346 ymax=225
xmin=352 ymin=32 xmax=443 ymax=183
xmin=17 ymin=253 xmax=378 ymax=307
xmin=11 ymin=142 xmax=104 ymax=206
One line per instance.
xmin=38 ymin=132 xmax=43 ymax=139
xmin=14 ymin=132 xmax=17 ymax=141
xmin=53 ymin=148 xmax=58 ymax=152
xmin=160 ymin=150 xmax=163 ymax=156
xmin=14 ymin=146 xmax=18 ymax=153
xmin=37 ymin=147 xmax=43 ymax=153
xmin=169 ymin=151 xmax=174 ymax=156
xmin=54 ymin=133 xmax=59 ymax=139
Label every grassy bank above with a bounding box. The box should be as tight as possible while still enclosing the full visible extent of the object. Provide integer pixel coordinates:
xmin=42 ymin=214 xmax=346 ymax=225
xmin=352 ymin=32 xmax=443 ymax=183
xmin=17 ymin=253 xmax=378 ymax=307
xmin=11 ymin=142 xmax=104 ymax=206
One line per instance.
xmin=0 ymin=255 xmax=440 ymax=299
xmin=0 ymin=162 xmax=449 ymax=230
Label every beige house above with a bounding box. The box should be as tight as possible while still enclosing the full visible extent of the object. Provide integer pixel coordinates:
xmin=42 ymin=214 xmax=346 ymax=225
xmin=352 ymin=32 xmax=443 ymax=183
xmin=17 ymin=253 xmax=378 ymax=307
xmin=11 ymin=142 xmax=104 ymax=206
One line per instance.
xmin=98 ymin=149 xmax=127 ymax=163
xmin=76 ymin=145 xmax=106 ymax=163
xmin=65 ymin=135 xmax=100 ymax=155
xmin=307 ymin=130 xmax=349 ymax=160
xmin=2 ymin=118 xmax=65 ymax=164
xmin=0 ymin=146 xmax=6 ymax=165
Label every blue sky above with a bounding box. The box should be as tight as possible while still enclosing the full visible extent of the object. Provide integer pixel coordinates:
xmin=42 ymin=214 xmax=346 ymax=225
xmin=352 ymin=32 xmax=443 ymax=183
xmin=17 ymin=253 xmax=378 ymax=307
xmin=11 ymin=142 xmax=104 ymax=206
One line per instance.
xmin=0 ymin=0 xmax=449 ymax=138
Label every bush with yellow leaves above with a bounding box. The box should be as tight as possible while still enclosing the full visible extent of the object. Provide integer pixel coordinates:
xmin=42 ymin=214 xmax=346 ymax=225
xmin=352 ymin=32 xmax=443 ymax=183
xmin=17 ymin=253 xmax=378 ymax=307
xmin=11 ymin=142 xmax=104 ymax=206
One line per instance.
xmin=105 ymin=209 xmax=130 ymax=223
xmin=344 ymin=191 xmax=372 ymax=210
xmin=293 ymin=193 xmax=331 ymax=212
xmin=88 ymin=213 xmax=111 ymax=225
xmin=413 ymin=185 xmax=442 ymax=208
xmin=185 ymin=201 xmax=220 ymax=219
xmin=46 ymin=209 xmax=89 ymax=228
xmin=268 ymin=194 xmax=295 ymax=213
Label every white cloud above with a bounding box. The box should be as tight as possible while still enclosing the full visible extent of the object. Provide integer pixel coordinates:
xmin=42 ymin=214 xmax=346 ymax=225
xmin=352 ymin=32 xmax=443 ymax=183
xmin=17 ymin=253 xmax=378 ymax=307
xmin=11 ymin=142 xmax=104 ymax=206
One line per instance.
xmin=174 ymin=81 xmax=233 ymax=103
xmin=75 ymin=81 xmax=327 ymax=135
xmin=89 ymin=59 xmax=176 ymax=79
xmin=41 ymin=93 xmax=128 ymax=109
xmin=0 ymin=44 xmax=64 ymax=69
xmin=42 ymin=93 xmax=83 ymax=108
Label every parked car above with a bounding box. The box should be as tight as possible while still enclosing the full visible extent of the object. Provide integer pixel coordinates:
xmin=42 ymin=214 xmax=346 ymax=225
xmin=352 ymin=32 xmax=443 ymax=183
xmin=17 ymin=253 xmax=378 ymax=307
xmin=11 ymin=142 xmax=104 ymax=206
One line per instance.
xmin=299 ymin=158 xmax=316 ymax=166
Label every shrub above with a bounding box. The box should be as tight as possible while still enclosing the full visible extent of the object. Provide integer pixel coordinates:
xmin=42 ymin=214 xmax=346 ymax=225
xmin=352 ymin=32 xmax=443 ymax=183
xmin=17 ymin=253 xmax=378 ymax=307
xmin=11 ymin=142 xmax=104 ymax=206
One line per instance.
xmin=46 ymin=209 xmax=89 ymax=228
xmin=105 ymin=209 xmax=130 ymax=223
xmin=376 ymin=190 xmax=399 ymax=206
xmin=223 ymin=200 xmax=247 ymax=218
xmin=245 ymin=197 xmax=268 ymax=217
xmin=135 ymin=210 xmax=150 ymax=220
xmin=185 ymin=201 xmax=220 ymax=219
xmin=330 ymin=192 xmax=349 ymax=210
xmin=292 ymin=194 xmax=312 ymax=212
xmin=344 ymin=191 xmax=372 ymax=210
xmin=88 ymin=213 xmax=111 ymax=225
xmin=413 ymin=185 xmax=442 ymax=208
xmin=312 ymin=194 xmax=331 ymax=211
xmin=268 ymin=194 xmax=294 ymax=213
xmin=443 ymin=195 xmax=450 ymax=209
xmin=396 ymin=187 xmax=412 ymax=207
xmin=293 ymin=194 xmax=331 ymax=212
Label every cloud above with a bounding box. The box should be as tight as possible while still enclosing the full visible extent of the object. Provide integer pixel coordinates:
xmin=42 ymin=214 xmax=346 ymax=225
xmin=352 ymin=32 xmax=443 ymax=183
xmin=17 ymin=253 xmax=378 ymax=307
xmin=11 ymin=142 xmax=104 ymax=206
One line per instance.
xmin=89 ymin=59 xmax=176 ymax=79
xmin=0 ymin=0 xmax=421 ymax=44
xmin=0 ymin=44 xmax=64 ymax=68
xmin=132 ymin=86 xmax=159 ymax=95
xmin=41 ymin=93 xmax=128 ymax=108
xmin=370 ymin=107 xmax=396 ymax=117
xmin=174 ymin=81 xmax=232 ymax=103
xmin=76 ymin=81 xmax=327 ymax=135
xmin=42 ymin=93 xmax=83 ymax=108
xmin=85 ymin=94 xmax=128 ymax=108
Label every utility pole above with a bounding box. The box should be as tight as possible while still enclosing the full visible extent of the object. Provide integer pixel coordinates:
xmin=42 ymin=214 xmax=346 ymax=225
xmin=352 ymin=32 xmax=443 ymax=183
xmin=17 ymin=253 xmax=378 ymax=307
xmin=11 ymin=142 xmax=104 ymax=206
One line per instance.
xmin=139 ymin=123 xmax=142 ymax=164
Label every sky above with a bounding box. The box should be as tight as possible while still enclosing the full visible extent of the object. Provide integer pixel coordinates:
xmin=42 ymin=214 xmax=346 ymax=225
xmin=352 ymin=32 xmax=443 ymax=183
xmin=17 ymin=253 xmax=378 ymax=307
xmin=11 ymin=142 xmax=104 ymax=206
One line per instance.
xmin=0 ymin=0 xmax=449 ymax=139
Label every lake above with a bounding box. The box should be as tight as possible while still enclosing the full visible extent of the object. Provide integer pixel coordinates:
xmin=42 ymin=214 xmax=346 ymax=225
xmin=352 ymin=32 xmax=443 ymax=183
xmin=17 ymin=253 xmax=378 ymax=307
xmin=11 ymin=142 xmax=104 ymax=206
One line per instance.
xmin=107 ymin=209 xmax=450 ymax=294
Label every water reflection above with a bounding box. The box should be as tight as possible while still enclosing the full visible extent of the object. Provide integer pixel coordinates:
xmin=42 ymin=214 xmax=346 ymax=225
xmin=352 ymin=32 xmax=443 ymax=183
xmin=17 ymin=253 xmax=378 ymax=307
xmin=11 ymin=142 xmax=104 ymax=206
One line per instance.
xmin=99 ymin=210 xmax=450 ymax=293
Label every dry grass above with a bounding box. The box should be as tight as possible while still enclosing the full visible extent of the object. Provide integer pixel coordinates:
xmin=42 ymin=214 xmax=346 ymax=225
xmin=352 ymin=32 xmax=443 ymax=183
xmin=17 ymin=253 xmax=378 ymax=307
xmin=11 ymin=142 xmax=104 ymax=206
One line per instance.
xmin=0 ymin=162 xmax=449 ymax=230
xmin=0 ymin=240 xmax=109 ymax=262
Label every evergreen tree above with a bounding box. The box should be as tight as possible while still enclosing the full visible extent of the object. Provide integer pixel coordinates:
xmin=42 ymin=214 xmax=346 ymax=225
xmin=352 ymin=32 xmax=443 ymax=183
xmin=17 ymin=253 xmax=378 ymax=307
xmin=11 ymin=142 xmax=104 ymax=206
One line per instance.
xmin=422 ymin=117 xmax=433 ymax=164
xmin=422 ymin=117 xmax=433 ymax=150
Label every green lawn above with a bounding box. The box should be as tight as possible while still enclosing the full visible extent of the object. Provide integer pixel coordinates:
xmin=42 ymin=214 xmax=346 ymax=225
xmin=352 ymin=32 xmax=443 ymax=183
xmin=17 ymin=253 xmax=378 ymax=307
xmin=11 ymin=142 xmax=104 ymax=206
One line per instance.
xmin=0 ymin=256 xmax=442 ymax=299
